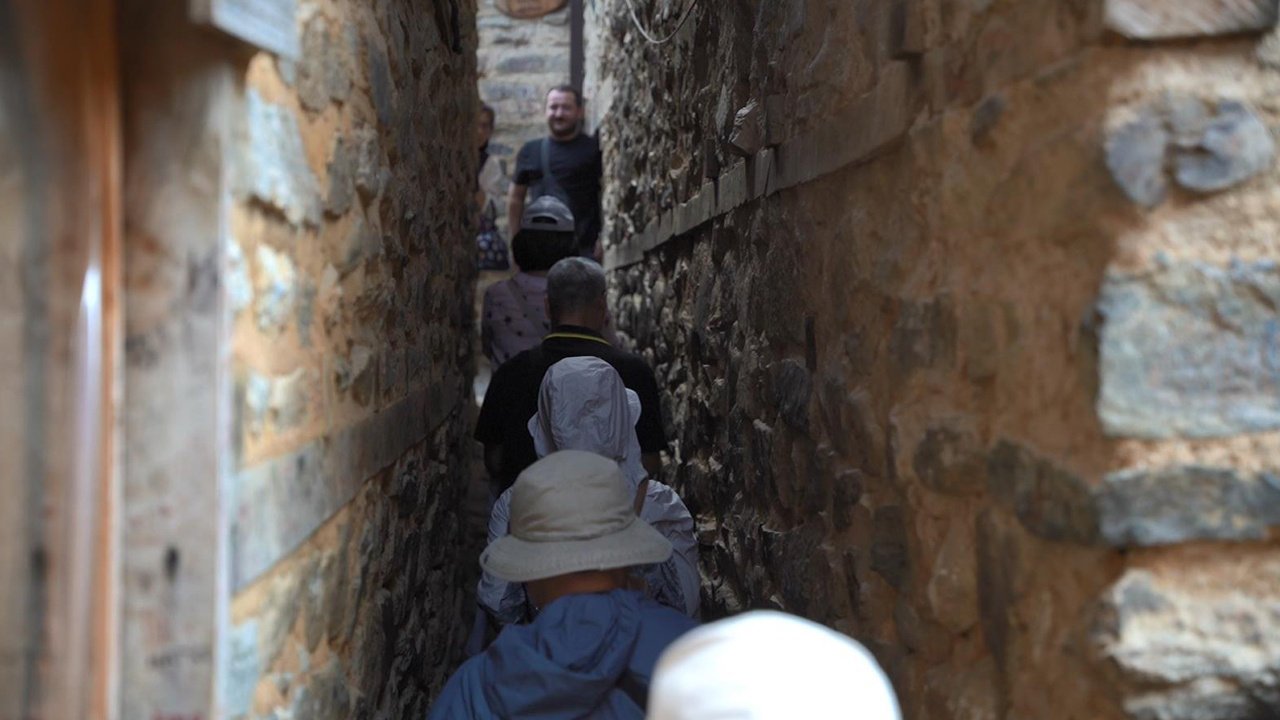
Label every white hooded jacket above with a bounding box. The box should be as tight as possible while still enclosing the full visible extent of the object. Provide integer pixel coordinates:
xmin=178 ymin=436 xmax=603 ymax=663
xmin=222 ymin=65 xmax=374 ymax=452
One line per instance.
xmin=478 ymin=357 xmax=700 ymax=623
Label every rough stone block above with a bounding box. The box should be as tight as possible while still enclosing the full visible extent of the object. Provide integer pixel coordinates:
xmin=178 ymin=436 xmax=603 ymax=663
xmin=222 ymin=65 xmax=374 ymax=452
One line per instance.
xmin=970 ymin=95 xmax=1007 ymax=145
xmin=913 ymin=419 xmax=986 ymax=496
xmin=871 ymin=505 xmax=909 ymax=590
xmin=292 ymin=659 xmax=351 ymax=720
xmin=764 ymin=95 xmax=787 ymax=146
xmin=1105 ymin=0 xmax=1278 ymax=39
xmin=716 ymin=161 xmax=750 ymax=215
xmin=772 ymin=358 xmax=812 ymax=433
xmin=323 ymin=526 xmax=354 ymax=647
xmin=254 ymin=244 xmax=297 ymax=334
xmin=368 ymin=46 xmax=394 ymax=127
xmin=1094 ymin=566 xmax=1280 ymax=720
xmin=1163 ymin=95 xmax=1212 ymax=149
xmin=831 ymin=469 xmax=864 ymax=532
xmin=1259 ymin=23 xmax=1280 ymax=67
xmin=975 ymin=510 xmax=1023 ymax=674
xmin=495 ymin=53 xmax=550 ymax=74
xmin=244 ymin=90 xmax=322 ymax=227
xmin=889 ymin=0 xmax=927 ymax=58
xmin=925 ymin=522 xmax=979 ymax=634
xmin=258 ymin=567 xmax=306 ymax=667
xmin=818 ymin=379 xmax=885 ymax=475
xmin=341 ymin=216 xmax=382 ymax=275
xmin=1105 ymin=111 xmax=1169 ymax=208
xmin=295 ymin=282 xmax=315 ymax=347
xmin=224 ymin=620 xmax=260 ymax=719
xmin=1173 ymin=100 xmax=1275 ymax=193
xmin=227 ymin=238 xmax=253 ymax=316
xmin=987 ymin=440 xmax=1098 ymax=543
xmin=298 ymin=16 xmax=352 ymax=112
xmin=1095 ymin=465 xmax=1280 ymax=547
xmin=244 ymin=372 xmax=271 ymax=437
xmin=353 ymin=126 xmax=382 ymax=202
xmin=1096 ymin=260 xmax=1280 ymax=439
xmin=729 ymin=99 xmax=764 ymax=158
xmin=325 ymin=133 xmax=358 ymax=217
xmin=337 ymin=344 xmax=376 ymax=405
xmin=268 ymin=367 xmax=311 ymax=431
xmin=959 ymin=302 xmax=1001 ymax=380
xmin=750 ymin=148 xmax=774 ymax=200
xmin=889 ymin=294 xmax=957 ymax=382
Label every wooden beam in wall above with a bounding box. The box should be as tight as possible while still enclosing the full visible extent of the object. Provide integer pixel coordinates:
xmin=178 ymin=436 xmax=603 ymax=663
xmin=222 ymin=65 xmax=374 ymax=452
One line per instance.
xmin=118 ymin=3 xmax=242 ymax=719
xmin=189 ymin=0 xmax=300 ymax=59
xmin=0 ymin=1 xmax=122 ymax=718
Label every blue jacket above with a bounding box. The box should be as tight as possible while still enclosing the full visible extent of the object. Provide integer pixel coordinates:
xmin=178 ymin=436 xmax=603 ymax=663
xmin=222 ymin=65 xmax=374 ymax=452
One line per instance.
xmin=428 ymin=589 xmax=698 ymax=719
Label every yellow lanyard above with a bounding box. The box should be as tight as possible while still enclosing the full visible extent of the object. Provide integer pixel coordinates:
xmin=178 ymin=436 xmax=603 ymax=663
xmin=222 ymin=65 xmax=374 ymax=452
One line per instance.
xmin=544 ymin=332 xmax=611 ymax=347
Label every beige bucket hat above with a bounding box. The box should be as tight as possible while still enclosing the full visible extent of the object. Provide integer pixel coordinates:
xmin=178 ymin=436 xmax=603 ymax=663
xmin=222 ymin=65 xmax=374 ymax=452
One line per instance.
xmin=480 ymin=450 xmax=672 ymax=583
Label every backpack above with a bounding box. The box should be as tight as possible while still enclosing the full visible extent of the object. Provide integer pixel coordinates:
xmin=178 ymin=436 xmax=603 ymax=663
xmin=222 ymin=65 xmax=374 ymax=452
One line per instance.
xmin=476 ymin=200 xmax=510 ymax=271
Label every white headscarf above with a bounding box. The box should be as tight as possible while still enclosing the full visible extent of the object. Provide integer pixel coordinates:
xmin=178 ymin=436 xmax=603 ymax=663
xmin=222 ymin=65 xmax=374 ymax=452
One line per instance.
xmin=528 ymin=357 xmax=648 ymax=493
xmin=647 ymin=611 xmax=902 ymax=720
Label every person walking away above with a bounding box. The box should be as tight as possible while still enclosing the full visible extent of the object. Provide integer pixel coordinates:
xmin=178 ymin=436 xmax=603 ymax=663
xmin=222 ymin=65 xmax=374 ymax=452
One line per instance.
xmin=427 ymin=451 xmax=699 ymax=720
xmin=465 ymin=197 xmax=581 ymax=657
xmin=507 ymin=85 xmax=603 ymax=259
xmin=479 ymin=357 xmax=700 ymax=627
xmin=647 ymin=611 xmax=902 ymax=720
xmin=475 ymin=257 xmax=667 ymax=496
xmin=481 ymin=196 xmax=578 ymax=368
xmin=476 ymin=103 xmax=509 ymax=271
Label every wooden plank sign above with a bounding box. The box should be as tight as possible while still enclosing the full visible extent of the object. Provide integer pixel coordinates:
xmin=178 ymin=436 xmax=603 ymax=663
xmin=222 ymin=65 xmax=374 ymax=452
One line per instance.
xmin=496 ymin=0 xmax=568 ymax=20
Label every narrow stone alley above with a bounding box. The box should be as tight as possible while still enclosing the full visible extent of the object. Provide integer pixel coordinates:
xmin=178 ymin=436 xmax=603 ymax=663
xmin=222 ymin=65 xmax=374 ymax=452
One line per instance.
xmin=4 ymin=1 xmax=1280 ymax=719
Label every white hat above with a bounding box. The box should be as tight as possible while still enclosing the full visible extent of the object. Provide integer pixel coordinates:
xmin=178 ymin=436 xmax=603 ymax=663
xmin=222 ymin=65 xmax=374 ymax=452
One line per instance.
xmin=647 ymin=611 xmax=902 ymax=720
xmin=480 ymin=450 xmax=672 ymax=583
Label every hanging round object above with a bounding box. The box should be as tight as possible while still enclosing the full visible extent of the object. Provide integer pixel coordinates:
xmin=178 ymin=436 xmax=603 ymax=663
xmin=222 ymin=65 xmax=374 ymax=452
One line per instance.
xmin=495 ymin=0 xmax=568 ymax=19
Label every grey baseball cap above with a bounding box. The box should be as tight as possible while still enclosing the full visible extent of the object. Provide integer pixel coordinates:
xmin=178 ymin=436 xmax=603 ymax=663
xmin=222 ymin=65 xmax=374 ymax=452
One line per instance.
xmin=521 ymin=195 xmax=576 ymax=233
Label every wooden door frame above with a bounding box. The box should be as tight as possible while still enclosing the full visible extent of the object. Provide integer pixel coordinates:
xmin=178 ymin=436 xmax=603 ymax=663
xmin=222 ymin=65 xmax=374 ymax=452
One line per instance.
xmin=0 ymin=1 xmax=122 ymax=718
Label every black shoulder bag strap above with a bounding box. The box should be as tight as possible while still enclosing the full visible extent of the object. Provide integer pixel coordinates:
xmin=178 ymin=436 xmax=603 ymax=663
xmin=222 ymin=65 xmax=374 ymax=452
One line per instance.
xmin=539 ymin=137 xmax=568 ymax=202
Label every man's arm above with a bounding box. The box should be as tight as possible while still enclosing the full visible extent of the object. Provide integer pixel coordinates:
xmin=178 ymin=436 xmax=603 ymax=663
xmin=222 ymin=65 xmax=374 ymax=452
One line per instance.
xmin=641 ymin=453 xmax=661 ymax=478
xmin=483 ymin=443 xmax=503 ymax=481
xmin=631 ymin=363 xmax=671 ymax=465
xmin=480 ymin=289 xmax=495 ymax=365
xmin=507 ymin=182 xmax=527 ymax=233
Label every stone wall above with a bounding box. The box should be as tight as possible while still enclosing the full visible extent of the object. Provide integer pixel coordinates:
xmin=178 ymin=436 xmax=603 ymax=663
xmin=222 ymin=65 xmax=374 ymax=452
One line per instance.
xmin=590 ymin=1 xmax=1280 ymax=718
xmin=477 ymin=2 xmax=573 ymax=232
xmin=224 ymin=1 xmax=479 ymax=717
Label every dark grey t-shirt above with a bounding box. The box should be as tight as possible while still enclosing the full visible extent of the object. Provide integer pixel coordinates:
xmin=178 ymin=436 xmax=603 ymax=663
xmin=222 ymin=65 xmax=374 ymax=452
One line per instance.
xmin=514 ymin=133 xmax=602 ymax=253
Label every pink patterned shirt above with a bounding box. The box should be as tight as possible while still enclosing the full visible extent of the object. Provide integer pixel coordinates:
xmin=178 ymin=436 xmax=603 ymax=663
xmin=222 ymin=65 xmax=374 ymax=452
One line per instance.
xmin=482 ymin=273 xmax=550 ymax=368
